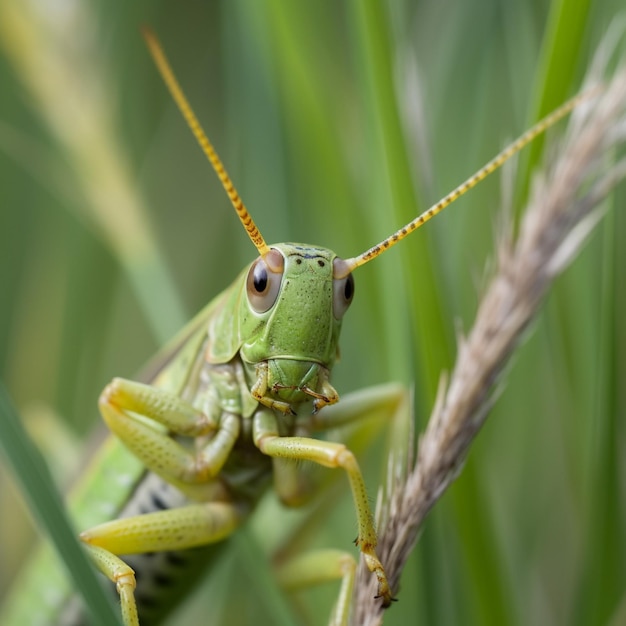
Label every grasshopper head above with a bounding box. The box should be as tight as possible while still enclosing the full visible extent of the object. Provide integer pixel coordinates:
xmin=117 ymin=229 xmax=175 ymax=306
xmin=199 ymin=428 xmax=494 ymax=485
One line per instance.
xmin=235 ymin=243 xmax=353 ymax=413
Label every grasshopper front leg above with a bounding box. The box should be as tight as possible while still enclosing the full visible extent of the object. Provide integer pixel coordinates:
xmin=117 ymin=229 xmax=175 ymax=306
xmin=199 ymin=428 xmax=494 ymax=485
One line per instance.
xmin=99 ymin=378 xmax=240 ymax=489
xmin=77 ymin=378 xmax=245 ymax=625
xmin=252 ymin=406 xmax=394 ymax=609
xmin=268 ymin=383 xmax=408 ymax=624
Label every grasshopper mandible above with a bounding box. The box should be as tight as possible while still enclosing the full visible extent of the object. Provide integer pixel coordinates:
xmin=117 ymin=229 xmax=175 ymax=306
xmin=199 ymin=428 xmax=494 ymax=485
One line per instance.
xmin=2 ymin=28 xmax=590 ymax=626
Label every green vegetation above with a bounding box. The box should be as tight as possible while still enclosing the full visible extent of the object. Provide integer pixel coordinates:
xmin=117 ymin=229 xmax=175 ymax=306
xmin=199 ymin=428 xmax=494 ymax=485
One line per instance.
xmin=0 ymin=1 xmax=624 ymax=624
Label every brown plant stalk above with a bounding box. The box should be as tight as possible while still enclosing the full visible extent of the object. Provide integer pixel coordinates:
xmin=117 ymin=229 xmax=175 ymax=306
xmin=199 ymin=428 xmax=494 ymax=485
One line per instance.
xmin=351 ymin=56 xmax=626 ymax=625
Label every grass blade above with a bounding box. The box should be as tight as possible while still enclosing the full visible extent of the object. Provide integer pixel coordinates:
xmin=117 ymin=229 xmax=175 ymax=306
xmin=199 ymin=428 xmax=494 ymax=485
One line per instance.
xmin=0 ymin=382 xmax=121 ymax=626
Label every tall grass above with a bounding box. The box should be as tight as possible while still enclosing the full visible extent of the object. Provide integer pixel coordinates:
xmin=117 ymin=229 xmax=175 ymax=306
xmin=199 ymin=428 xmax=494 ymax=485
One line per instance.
xmin=0 ymin=1 xmax=624 ymax=625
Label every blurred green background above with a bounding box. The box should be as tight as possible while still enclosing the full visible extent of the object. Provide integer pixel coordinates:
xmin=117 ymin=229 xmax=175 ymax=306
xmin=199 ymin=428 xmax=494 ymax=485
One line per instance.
xmin=0 ymin=0 xmax=625 ymax=624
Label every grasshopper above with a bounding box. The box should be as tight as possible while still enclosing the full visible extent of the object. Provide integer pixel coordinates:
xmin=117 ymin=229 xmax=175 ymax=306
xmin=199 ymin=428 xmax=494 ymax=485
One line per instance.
xmin=1 ymin=28 xmax=590 ymax=626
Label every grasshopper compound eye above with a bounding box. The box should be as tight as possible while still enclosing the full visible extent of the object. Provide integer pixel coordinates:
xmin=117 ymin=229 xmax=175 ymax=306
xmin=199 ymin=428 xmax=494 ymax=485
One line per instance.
xmin=246 ymin=249 xmax=284 ymax=313
xmin=332 ymin=258 xmax=355 ymax=320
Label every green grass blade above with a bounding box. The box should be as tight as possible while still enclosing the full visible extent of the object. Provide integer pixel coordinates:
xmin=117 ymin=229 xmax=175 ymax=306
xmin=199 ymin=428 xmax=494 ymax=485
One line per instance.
xmin=348 ymin=0 xmax=451 ymax=395
xmin=0 ymin=382 xmax=121 ymax=626
xmin=520 ymin=0 xmax=592 ymax=192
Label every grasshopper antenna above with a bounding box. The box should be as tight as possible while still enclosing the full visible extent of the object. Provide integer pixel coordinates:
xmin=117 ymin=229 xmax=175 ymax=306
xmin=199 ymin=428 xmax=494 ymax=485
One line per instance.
xmin=335 ymin=89 xmax=598 ymax=277
xmin=142 ymin=27 xmax=270 ymax=258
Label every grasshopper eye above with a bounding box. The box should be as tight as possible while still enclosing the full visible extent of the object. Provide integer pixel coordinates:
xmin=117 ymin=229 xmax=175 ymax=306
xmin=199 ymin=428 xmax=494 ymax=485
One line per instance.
xmin=332 ymin=260 xmax=355 ymax=320
xmin=246 ymin=249 xmax=284 ymax=313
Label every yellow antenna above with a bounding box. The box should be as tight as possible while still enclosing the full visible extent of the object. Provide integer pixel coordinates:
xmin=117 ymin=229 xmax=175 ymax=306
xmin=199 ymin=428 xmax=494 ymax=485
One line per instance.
xmin=142 ymin=27 xmax=270 ymax=257
xmin=339 ymin=89 xmax=595 ymax=276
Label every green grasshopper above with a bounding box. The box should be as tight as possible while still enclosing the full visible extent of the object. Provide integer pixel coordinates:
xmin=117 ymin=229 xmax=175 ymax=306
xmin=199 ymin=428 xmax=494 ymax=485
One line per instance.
xmin=1 ymin=28 xmax=590 ymax=626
